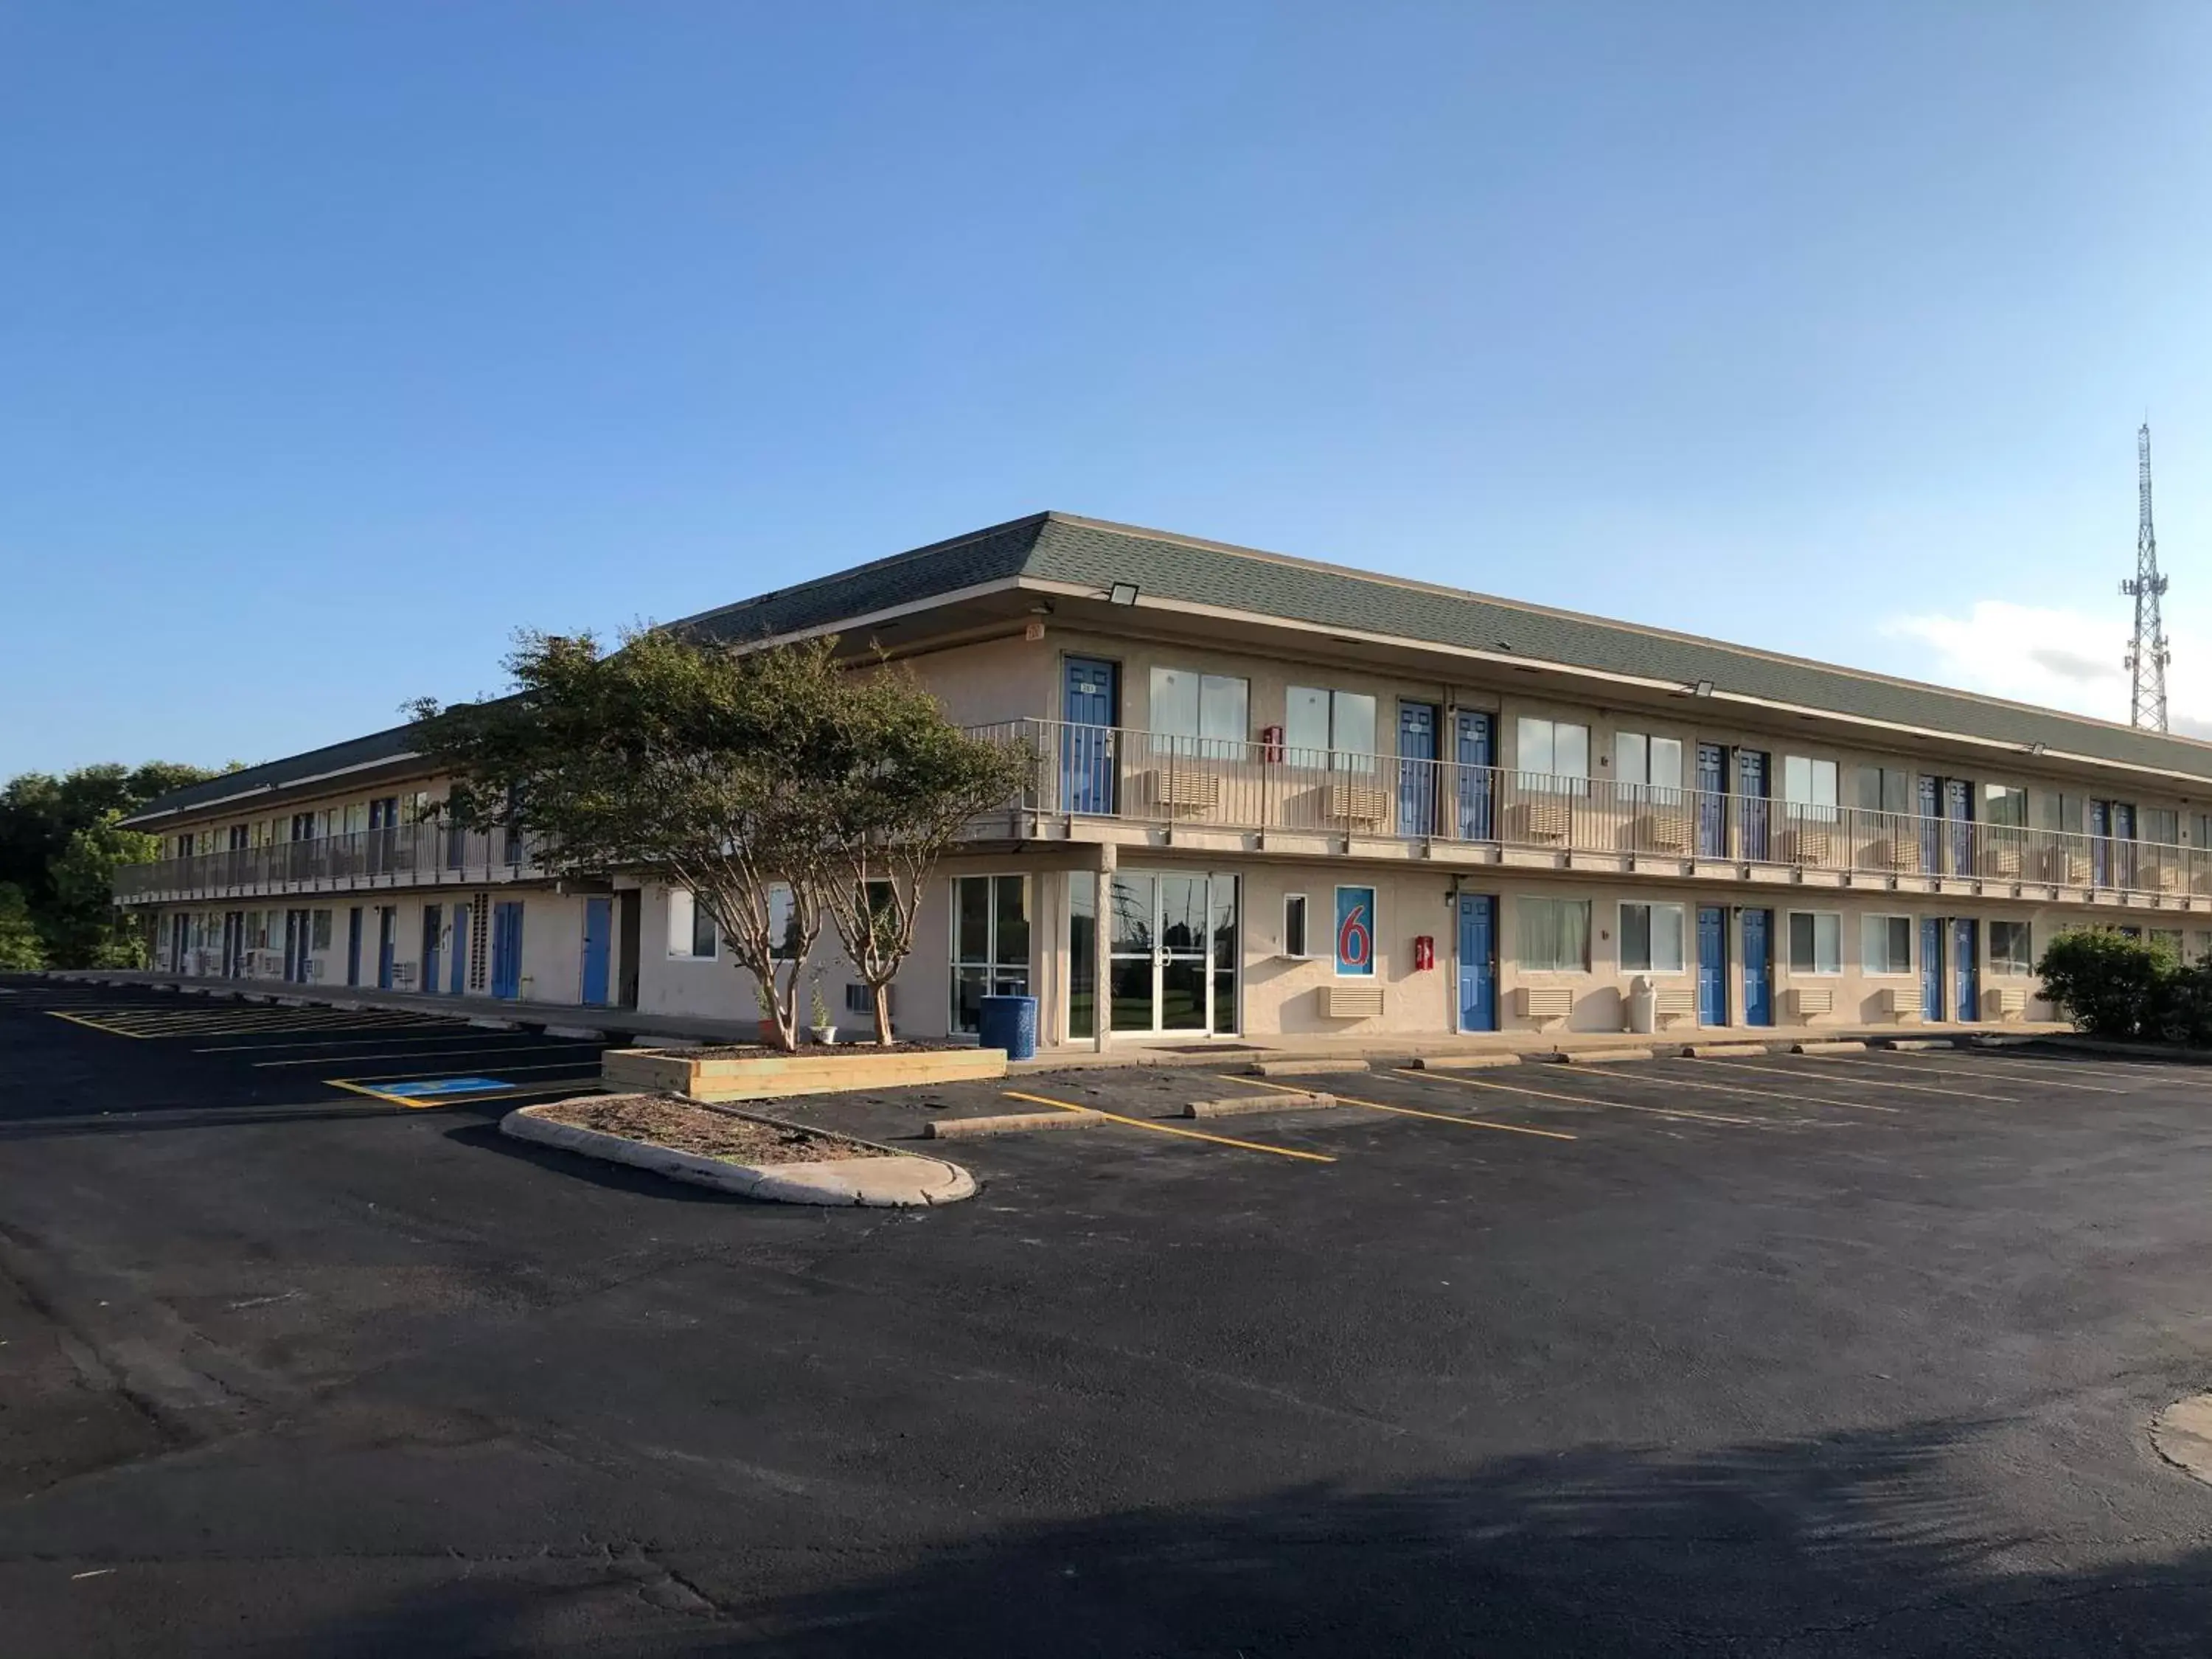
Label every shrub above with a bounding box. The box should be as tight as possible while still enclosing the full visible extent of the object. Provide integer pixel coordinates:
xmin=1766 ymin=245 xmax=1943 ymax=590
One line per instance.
xmin=2034 ymin=928 xmax=2175 ymax=1039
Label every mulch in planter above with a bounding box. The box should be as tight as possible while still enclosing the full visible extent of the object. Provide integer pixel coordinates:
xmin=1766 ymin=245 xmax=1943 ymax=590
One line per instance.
xmin=534 ymin=1093 xmax=888 ymax=1164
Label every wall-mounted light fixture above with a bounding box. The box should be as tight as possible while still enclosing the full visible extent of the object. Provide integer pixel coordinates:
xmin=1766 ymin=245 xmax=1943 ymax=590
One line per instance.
xmin=1108 ymin=582 xmax=1140 ymax=606
xmin=1691 ymin=680 xmax=1715 ymax=698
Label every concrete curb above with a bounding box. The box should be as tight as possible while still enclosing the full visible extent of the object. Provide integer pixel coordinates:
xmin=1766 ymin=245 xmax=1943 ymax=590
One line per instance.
xmin=1408 ymin=1054 xmax=1525 ymax=1071
xmin=1877 ymin=1037 xmax=1956 ymax=1051
xmin=1681 ymin=1042 xmax=1773 ymax=1058
xmin=1186 ymin=1091 xmax=1335 ymax=1119
xmin=1554 ymin=1048 xmax=1655 ymax=1065
xmin=1246 ymin=1059 xmax=1371 ymax=1077
xmin=1793 ymin=1040 xmax=1869 ymax=1055
xmin=501 ymin=1105 xmax=976 ymax=1206
xmin=925 ymin=1110 xmax=1102 ymax=1139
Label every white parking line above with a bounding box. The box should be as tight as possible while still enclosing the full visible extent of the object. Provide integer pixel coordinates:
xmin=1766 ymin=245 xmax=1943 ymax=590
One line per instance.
xmin=1707 ymin=1058 xmax=2014 ymax=1102
xmin=1846 ymin=1055 xmax=2128 ymax=1094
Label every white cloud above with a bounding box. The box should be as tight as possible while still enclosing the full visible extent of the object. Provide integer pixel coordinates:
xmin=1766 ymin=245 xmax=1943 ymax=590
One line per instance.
xmin=1882 ymin=599 xmax=2212 ymax=731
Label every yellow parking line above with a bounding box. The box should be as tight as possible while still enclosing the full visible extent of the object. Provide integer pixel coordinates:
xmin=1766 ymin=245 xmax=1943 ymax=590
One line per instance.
xmin=1711 ymin=1058 xmax=2012 ymax=1102
xmin=46 ymin=1010 xmax=149 ymax=1039
xmin=1845 ymin=1055 xmax=2126 ymax=1094
xmin=256 ymin=1043 xmax=596 ymax=1068
xmin=324 ymin=1078 xmax=439 ymax=1108
xmin=336 ymin=1060 xmax=595 ymax=1083
xmin=1237 ymin=1074 xmax=1576 ymax=1140
xmin=1394 ymin=1068 xmax=1767 ymax=1127
xmin=1001 ymin=1089 xmax=1335 ymax=1163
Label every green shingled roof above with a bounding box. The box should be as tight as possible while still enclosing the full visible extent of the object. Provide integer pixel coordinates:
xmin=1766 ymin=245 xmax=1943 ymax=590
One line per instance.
xmin=129 ymin=510 xmax=2212 ymax=824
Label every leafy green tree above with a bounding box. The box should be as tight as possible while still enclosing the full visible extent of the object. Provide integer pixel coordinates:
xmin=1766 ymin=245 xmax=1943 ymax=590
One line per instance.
xmin=0 ymin=883 xmax=44 ymax=970
xmin=0 ymin=761 xmax=223 ymax=968
xmin=2034 ymin=928 xmax=2174 ymax=1039
xmin=411 ymin=627 xmax=1026 ymax=1048
xmin=46 ymin=818 xmax=164 ymax=968
xmin=815 ymin=667 xmax=1032 ymax=1043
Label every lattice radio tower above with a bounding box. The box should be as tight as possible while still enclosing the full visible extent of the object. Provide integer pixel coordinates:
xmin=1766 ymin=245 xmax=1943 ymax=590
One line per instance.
xmin=2122 ymin=421 xmax=2170 ymax=731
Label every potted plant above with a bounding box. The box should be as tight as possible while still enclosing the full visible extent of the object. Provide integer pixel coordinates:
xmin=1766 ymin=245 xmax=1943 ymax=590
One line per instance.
xmin=807 ymin=977 xmax=838 ymax=1046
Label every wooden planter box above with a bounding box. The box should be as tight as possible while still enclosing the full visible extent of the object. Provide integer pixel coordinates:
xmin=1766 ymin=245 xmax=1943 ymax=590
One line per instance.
xmin=602 ymin=1045 xmax=1008 ymax=1102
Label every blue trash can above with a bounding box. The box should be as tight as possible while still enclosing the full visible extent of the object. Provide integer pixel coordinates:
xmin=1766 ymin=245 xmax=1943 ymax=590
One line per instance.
xmin=978 ymin=994 xmax=1039 ymax=1061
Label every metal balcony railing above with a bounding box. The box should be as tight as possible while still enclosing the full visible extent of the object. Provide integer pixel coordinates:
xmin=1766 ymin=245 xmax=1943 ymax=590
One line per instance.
xmin=973 ymin=718 xmax=2212 ymax=902
xmin=114 ymin=824 xmax=543 ymax=903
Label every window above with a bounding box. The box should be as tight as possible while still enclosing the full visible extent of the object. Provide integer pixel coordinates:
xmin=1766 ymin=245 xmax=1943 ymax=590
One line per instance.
xmin=1989 ymin=921 xmax=2034 ymax=975
xmin=1150 ymin=667 xmax=1249 ymax=753
xmin=2143 ymin=807 xmax=2180 ymax=846
xmin=2192 ymin=929 xmax=2212 ymax=964
xmin=2152 ymin=928 xmax=2185 ymax=963
xmin=366 ymin=796 xmax=400 ymax=830
xmin=1615 ymin=733 xmax=1683 ymax=791
xmin=951 ymin=874 xmax=1029 ymax=1033
xmin=1286 ymin=686 xmax=1379 ymax=771
xmin=1983 ymin=785 xmax=2028 ymax=829
xmin=341 ymin=803 xmax=368 ymax=836
xmin=1857 ymin=766 xmax=1914 ymax=815
xmin=665 ymin=888 xmax=720 ymax=959
xmin=1516 ymin=717 xmax=1590 ymax=790
xmin=1618 ymin=902 xmax=1685 ymax=973
xmin=1283 ymin=893 xmax=1311 ymax=959
xmin=1788 ymin=911 xmax=1843 ymax=974
xmin=1862 ymin=914 xmax=1913 ymax=975
xmin=1783 ymin=757 xmax=1838 ymax=821
xmin=2195 ymin=815 xmax=2212 ymax=849
xmin=1517 ymin=897 xmax=1590 ymax=973
xmin=2039 ymin=793 xmax=2082 ymax=835
xmin=1068 ymin=872 xmax=1097 ymax=1040
xmin=311 ymin=910 xmax=333 ymax=951
xmin=290 ymin=812 xmax=317 ymax=842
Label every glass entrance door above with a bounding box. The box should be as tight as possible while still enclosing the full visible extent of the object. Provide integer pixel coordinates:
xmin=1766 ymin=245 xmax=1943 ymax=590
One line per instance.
xmin=1108 ymin=871 xmax=1239 ymax=1037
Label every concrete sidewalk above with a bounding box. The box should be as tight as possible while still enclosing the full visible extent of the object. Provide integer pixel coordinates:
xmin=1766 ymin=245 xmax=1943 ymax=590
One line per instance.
xmin=38 ymin=969 xmax=2066 ymax=1070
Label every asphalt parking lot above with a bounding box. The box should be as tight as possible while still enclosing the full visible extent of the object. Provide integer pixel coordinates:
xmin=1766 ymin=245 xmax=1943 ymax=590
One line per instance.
xmin=9 ymin=977 xmax=2212 ymax=1656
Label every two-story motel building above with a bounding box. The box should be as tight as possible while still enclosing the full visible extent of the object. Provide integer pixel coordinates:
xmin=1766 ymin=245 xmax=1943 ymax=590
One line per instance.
xmin=115 ymin=512 xmax=2212 ymax=1048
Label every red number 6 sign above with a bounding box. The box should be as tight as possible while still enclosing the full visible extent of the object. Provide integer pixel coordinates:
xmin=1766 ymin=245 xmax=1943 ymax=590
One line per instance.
xmin=1335 ymin=886 xmax=1375 ymax=975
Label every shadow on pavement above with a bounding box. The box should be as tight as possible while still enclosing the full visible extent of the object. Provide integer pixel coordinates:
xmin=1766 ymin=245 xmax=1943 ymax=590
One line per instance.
xmin=295 ymin=1416 xmax=2212 ymax=1657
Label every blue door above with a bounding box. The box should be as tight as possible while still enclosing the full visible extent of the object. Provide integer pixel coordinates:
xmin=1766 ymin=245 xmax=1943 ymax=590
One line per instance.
xmin=1952 ymin=917 xmax=1979 ymax=1023
xmin=1697 ymin=905 xmax=1728 ymax=1025
xmin=449 ymin=902 xmax=470 ymax=994
xmin=1738 ymin=751 xmax=1770 ymax=861
xmin=1919 ymin=775 xmax=1943 ymax=874
xmin=581 ymin=896 xmax=613 ymax=1005
xmin=421 ymin=904 xmax=443 ymax=995
xmin=2089 ymin=799 xmax=2110 ymax=886
xmin=1945 ymin=779 xmax=1975 ymax=877
xmin=1457 ymin=894 xmax=1497 ymax=1032
xmin=1398 ymin=703 xmax=1438 ymax=836
xmin=1696 ymin=745 xmax=1726 ymax=857
xmin=375 ymin=908 xmax=397 ymax=990
xmin=1920 ymin=917 xmax=1944 ymax=1020
xmin=490 ymin=902 xmax=524 ymax=1000
xmin=2113 ymin=802 xmax=2137 ymax=890
xmin=1454 ymin=711 xmax=1494 ymax=840
xmin=1062 ymin=657 xmax=1118 ymax=815
xmin=1742 ymin=908 xmax=1773 ymax=1026
xmin=346 ymin=907 xmax=362 ymax=987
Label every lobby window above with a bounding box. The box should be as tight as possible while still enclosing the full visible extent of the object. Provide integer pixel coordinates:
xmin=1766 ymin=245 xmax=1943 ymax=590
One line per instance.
xmin=951 ymin=874 xmax=1029 ymax=1034
xmin=1517 ymin=897 xmax=1590 ymax=973
xmin=1068 ymin=872 xmax=1096 ymax=1041
xmin=1618 ymin=902 xmax=1684 ymax=973
xmin=1788 ymin=911 xmax=1843 ymax=974
xmin=1989 ymin=921 xmax=2034 ymax=975
xmin=1150 ymin=667 xmax=1248 ymax=755
xmin=1516 ymin=717 xmax=1590 ymax=791
xmin=1862 ymin=914 xmax=1913 ymax=975
xmin=1285 ymin=686 xmax=1378 ymax=771
xmin=666 ymin=888 xmax=718 ymax=959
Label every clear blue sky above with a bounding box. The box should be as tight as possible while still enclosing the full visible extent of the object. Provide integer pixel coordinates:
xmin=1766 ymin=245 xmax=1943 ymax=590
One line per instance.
xmin=5 ymin=1 xmax=2210 ymax=777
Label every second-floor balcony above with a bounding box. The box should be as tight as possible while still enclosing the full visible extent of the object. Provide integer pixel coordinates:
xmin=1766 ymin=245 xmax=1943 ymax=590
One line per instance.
xmin=981 ymin=718 xmax=2212 ymax=908
xmin=115 ymin=824 xmax=544 ymax=905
